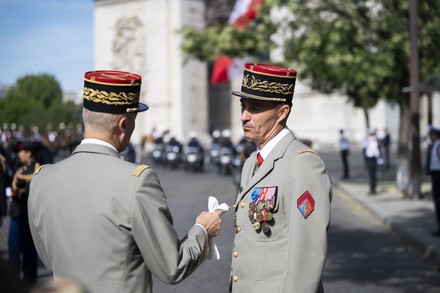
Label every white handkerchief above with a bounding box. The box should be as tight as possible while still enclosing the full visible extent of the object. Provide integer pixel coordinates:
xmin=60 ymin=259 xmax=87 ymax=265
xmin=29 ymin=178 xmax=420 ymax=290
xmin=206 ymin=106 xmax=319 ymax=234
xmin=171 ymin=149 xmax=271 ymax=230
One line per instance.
xmin=208 ymin=196 xmax=229 ymax=260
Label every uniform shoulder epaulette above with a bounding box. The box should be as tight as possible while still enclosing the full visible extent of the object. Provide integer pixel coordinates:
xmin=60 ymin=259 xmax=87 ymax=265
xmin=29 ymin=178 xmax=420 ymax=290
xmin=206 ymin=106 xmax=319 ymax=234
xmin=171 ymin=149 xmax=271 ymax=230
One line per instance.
xmin=297 ymin=147 xmax=319 ymax=156
xmin=33 ymin=164 xmax=46 ymax=175
xmin=132 ymin=164 xmax=150 ymax=177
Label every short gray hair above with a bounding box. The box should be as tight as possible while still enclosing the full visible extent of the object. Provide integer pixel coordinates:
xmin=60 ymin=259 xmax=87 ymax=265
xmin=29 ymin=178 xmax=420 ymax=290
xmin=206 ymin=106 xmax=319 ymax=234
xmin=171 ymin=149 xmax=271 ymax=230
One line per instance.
xmin=82 ymin=108 xmax=123 ymax=135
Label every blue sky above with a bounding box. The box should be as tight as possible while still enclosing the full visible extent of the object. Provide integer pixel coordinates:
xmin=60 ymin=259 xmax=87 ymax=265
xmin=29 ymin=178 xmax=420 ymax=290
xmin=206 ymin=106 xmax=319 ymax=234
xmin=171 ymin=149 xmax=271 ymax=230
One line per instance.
xmin=0 ymin=0 xmax=94 ymax=93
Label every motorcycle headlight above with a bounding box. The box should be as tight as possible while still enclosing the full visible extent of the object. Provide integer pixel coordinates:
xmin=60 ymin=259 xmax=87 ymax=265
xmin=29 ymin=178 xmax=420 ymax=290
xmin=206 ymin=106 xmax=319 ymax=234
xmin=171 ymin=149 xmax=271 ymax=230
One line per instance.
xmin=187 ymin=154 xmax=197 ymax=162
xmin=220 ymin=155 xmax=231 ymax=164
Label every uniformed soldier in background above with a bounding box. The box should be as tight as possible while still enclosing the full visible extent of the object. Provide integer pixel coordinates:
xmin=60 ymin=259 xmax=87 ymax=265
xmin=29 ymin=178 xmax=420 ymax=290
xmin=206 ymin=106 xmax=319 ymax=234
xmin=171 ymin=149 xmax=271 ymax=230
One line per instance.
xmin=8 ymin=141 xmax=40 ymax=284
xmin=28 ymin=70 xmax=223 ymax=293
xmin=229 ymin=63 xmax=332 ymax=293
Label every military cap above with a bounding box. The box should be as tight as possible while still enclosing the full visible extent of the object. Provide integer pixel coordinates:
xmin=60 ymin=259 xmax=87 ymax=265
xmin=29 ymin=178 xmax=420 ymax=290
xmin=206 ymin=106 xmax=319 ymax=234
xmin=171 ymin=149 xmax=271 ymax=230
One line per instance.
xmin=17 ymin=141 xmax=39 ymax=157
xmin=232 ymin=63 xmax=297 ymax=103
xmin=83 ymin=70 xmax=149 ymax=114
xmin=428 ymin=125 xmax=440 ymax=135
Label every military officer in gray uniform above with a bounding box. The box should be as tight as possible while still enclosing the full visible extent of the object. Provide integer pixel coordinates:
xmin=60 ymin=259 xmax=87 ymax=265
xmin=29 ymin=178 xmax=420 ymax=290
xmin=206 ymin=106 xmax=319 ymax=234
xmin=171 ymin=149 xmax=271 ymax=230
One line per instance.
xmin=229 ymin=64 xmax=332 ymax=293
xmin=28 ymin=70 xmax=223 ymax=293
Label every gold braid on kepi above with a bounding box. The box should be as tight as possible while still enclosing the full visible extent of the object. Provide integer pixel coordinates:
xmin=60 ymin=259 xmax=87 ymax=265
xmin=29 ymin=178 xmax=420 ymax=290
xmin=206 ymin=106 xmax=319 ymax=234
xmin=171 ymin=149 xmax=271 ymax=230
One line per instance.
xmin=83 ymin=70 xmax=149 ymax=114
xmin=232 ymin=63 xmax=297 ymax=103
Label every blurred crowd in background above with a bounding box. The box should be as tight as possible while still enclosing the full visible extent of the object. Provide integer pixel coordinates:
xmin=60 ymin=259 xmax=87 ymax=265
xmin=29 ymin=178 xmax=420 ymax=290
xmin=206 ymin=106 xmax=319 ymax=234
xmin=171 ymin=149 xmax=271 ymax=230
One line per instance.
xmin=0 ymin=122 xmax=258 ymax=289
xmin=0 ymin=122 xmax=258 ymax=222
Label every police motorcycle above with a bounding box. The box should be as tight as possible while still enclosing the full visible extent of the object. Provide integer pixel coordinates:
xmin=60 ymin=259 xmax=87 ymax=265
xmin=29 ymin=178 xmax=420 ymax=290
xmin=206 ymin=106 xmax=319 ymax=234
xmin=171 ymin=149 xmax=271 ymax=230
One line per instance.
xmin=184 ymin=146 xmax=204 ymax=172
xmin=217 ymin=129 xmax=236 ymax=175
xmin=208 ymin=130 xmax=221 ymax=166
xmin=231 ymin=154 xmax=242 ymax=187
xmin=165 ymin=136 xmax=183 ymax=169
xmin=151 ymin=142 xmax=166 ymax=165
xmin=218 ymin=146 xmax=235 ymax=175
xmin=184 ymin=131 xmax=205 ymax=172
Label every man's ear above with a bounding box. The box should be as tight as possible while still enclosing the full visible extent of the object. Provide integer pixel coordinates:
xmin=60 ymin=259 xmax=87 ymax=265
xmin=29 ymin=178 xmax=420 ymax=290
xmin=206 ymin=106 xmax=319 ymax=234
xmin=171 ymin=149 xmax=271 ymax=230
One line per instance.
xmin=278 ymin=104 xmax=290 ymax=121
xmin=118 ymin=116 xmax=127 ymax=133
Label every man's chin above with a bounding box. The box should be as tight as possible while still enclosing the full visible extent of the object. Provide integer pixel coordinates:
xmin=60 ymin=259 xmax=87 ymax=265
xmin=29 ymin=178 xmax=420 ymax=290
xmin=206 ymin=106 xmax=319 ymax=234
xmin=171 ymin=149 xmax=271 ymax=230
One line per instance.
xmin=242 ymin=130 xmax=253 ymax=141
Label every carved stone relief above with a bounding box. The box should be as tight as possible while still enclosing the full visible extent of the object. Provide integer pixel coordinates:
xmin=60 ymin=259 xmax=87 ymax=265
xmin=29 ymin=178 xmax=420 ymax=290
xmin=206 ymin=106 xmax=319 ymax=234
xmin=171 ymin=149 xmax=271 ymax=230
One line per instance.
xmin=111 ymin=16 xmax=146 ymax=76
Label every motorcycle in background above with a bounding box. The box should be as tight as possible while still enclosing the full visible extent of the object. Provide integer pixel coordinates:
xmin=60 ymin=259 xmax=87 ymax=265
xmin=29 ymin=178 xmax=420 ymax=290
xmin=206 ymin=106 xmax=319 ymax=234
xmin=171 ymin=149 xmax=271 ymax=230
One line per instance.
xmin=164 ymin=136 xmax=183 ymax=169
xmin=184 ymin=146 xmax=204 ymax=172
xmin=209 ymin=143 xmax=221 ymax=166
xmin=165 ymin=144 xmax=181 ymax=169
xmin=151 ymin=143 xmax=166 ymax=166
xmin=218 ymin=146 xmax=234 ymax=175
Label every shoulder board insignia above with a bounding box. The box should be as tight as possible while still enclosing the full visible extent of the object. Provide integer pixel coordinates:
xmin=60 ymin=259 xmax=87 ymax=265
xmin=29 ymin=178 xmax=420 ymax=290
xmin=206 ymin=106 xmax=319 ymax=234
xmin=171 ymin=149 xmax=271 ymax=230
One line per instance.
xmin=297 ymin=148 xmax=319 ymax=156
xmin=132 ymin=164 xmax=150 ymax=177
xmin=33 ymin=165 xmax=46 ymax=175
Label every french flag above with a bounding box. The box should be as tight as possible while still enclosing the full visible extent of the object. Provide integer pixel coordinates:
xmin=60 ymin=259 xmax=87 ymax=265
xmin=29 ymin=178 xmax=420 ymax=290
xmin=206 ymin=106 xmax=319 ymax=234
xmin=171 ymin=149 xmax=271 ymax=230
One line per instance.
xmin=211 ymin=0 xmax=263 ymax=85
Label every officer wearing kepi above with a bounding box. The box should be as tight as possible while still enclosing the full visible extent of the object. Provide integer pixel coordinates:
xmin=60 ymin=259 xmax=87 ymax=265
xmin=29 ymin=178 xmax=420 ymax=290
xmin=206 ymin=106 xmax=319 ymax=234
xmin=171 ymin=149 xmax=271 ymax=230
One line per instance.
xmin=28 ymin=70 xmax=223 ymax=293
xmin=229 ymin=63 xmax=332 ymax=293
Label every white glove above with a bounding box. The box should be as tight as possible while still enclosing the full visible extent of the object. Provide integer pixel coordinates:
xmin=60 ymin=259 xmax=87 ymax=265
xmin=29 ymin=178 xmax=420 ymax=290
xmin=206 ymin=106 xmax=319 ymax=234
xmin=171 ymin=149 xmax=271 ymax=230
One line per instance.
xmin=208 ymin=196 xmax=229 ymax=260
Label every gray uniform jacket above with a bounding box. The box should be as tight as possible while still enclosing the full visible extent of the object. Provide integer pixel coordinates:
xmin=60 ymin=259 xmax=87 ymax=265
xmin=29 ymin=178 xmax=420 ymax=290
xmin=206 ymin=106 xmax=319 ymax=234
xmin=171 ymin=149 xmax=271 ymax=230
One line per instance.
xmin=28 ymin=144 xmax=208 ymax=293
xmin=231 ymin=131 xmax=332 ymax=293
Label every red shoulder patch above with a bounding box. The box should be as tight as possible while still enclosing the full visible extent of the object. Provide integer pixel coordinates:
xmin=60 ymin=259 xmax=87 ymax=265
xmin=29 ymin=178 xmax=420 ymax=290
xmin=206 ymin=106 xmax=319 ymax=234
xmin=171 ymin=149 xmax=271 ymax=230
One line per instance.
xmin=297 ymin=191 xmax=315 ymax=219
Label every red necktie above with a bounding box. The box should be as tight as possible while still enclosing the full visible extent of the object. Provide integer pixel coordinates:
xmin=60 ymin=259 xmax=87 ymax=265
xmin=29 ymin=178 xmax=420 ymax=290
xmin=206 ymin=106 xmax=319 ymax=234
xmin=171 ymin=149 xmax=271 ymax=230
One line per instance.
xmin=253 ymin=152 xmax=264 ymax=176
xmin=257 ymin=152 xmax=264 ymax=166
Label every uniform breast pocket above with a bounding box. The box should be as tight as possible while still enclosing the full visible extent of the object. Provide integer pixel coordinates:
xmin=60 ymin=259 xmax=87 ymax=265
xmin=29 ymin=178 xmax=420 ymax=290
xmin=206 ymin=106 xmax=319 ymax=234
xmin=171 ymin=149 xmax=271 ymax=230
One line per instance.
xmin=248 ymin=186 xmax=285 ymax=241
xmin=254 ymin=279 xmax=283 ymax=292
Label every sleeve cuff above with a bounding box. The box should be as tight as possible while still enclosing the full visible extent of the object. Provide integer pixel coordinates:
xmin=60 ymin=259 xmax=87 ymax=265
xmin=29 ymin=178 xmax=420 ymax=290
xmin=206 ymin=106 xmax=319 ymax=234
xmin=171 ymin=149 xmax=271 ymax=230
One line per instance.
xmin=194 ymin=223 xmax=208 ymax=237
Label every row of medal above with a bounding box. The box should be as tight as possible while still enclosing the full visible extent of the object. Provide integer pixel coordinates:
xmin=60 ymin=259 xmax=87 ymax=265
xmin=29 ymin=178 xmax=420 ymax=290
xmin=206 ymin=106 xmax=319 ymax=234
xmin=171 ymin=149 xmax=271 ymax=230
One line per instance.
xmin=248 ymin=200 xmax=274 ymax=234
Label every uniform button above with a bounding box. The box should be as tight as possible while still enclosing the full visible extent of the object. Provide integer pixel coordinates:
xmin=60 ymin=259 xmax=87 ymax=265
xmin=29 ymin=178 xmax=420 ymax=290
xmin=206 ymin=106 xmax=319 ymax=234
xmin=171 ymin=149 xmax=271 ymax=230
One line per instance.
xmin=235 ymin=226 xmax=241 ymax=233
xmin=240 ymin=186 xmax=243 ymax=192
xmin=233 ymin=204 xmax=236 ymax=209
xmin=240 ymin=202 xmax=245 ymax=208
xmin=233 ymin=275 xmax=239 ymax=282
xmin=233 ymin=251 xmax=239 ymax=257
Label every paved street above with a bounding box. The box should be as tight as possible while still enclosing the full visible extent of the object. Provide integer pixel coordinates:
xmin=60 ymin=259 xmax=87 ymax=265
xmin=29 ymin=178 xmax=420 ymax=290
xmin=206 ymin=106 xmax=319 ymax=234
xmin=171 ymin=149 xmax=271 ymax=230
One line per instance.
xmin=148 ymin=150 xmax=440 ymax=293
xmin=149 ymin=162 xmax=236 ymax=293
xmin=1 ymin=149 xmax=440 ymax=292
xmin=326 ymin=185 xmax=440 ymax=292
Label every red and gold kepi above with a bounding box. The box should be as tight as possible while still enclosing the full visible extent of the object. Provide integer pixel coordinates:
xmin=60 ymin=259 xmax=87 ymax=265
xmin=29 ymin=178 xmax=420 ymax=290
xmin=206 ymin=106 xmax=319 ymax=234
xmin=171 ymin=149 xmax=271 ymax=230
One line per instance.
xmin=232 ymin=63 xmax=297 ymax=103
xmin=83 ymin=70 xmax=149 ymax=114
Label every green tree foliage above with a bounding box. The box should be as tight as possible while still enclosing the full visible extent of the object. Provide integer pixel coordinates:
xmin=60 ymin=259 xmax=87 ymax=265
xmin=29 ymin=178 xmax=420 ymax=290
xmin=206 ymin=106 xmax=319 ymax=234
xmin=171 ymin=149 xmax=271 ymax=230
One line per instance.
xmin=181 ymin=0 xmax=440 ymax=157
xmin=283 ymin=0 xmax=440 ymax=156
xmin=0 ymin=74 xmax=82 ymax=132
xmin=181 ymin=2 xmax=277 ymax=63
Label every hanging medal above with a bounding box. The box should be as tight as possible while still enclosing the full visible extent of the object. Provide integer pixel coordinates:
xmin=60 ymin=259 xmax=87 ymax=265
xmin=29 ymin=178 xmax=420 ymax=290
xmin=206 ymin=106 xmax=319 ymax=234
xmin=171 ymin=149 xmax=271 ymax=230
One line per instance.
xmin=248 ymin=187 xmax=277 ymax=235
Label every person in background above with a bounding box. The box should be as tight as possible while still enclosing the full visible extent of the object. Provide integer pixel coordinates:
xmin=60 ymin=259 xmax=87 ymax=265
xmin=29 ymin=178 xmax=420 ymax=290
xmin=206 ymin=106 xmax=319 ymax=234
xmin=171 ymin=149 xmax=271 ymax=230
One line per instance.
xmin=8 ymin=141 xmax=40 ymax=284
xmin=36 ymin=136 xmax=55 ymax=165
xmin=229 ymin=63 xmax=332 ymax=293
xmin=28 ymin=70 xmax=223 ymax=293
xmin=188 ymin=131 xmax=204 ymax=152
xmin=187 ymin=130 xmax=205 ymax=167
xmin=339 ymin=129 xmax=350 ymax=179
xmin=428 ymin=126 xmax=440 ymax=237
xmin=365 ymin=129 xmax=381 ymax=195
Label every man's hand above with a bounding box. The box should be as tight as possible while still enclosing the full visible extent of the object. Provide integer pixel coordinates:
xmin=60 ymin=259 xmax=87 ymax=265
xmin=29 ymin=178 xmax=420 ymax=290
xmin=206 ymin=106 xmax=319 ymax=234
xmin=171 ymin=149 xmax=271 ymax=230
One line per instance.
xmin=196 ymin=210 xmax=224 ymax=239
